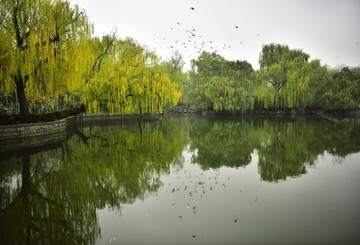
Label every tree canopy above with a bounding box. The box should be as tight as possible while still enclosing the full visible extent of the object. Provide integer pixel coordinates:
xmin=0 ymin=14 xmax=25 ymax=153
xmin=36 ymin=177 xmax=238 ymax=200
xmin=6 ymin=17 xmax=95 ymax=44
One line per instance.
xmin=0 ymin=0 xmax=92 ymax=116
xmin=186 ymin=44 xmax=360 ymax=112
xmin=189 ymin=51 xmax=255 ymax=112
xmin=0 ymin=1 xmax=359 ymax=116
xmin=0 ymin=0 xmax=181 ymax=116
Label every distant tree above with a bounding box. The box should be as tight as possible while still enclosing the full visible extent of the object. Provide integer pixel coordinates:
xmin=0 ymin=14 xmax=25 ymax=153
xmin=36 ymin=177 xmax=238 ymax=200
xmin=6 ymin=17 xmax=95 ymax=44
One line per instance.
xmin=167 ymin=50 xmax=185 ymax=73
xmin=306 ymin=59 xmax=332 ymax=109
xmin=162 ymin=51 xmax=189 ymax=106
xmin=189 ymin=51 xmax=255 ymax=112
xmin=257 ymin=44 xmax=312 ymax=109
xmin=312 ymin=66 xmax=360 ymax=109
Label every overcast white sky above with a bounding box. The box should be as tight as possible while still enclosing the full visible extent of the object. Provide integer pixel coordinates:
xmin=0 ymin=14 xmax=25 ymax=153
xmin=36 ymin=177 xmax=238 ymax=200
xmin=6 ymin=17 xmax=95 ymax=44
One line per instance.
xmin=70 ymin=0 xmax=360 ymax=70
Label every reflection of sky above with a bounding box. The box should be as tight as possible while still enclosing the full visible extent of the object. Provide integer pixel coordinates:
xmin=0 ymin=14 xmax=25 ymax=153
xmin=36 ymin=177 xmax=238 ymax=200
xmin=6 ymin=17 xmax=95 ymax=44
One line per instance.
xmin=70 ymin=0 xmax=360 ymax=70
xmin=96 ymin=148 xmax=360 ymax=244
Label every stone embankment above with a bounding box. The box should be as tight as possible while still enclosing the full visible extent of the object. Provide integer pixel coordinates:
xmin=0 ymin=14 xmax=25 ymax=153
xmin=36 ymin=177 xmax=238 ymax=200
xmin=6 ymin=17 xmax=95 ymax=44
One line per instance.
xmin=165 ymin=106 xmax=197 ymax=114
xmin=0 ymin=116 xmax=76 ymax=152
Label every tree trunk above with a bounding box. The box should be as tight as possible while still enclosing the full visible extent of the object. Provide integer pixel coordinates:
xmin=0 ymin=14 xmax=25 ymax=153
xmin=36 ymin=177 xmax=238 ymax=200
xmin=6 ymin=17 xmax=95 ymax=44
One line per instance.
xmin=21 ymin=152 xmax=31 ymax=199
xmin=14 ymin=70 xmax=30 ymax=117
xmin=138 ymin=102 xmax=143 ymax=115
xmin=21 ymin=152 xmax=32 ymax=245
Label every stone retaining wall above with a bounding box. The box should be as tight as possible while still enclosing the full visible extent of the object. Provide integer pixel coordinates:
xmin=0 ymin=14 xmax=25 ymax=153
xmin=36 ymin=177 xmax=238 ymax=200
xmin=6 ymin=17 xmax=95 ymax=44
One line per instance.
xmin=165 ymin=106 xmax=196 ymax=114
xmin=76 ymin=113 xmax=162 ymax=125
xmin=0 ymin=116 xmax=76 ymax=152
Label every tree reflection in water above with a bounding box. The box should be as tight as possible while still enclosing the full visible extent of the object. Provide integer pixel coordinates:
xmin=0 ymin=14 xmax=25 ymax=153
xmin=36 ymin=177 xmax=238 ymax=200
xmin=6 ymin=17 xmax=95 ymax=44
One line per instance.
xmin=0 ymin=117 xmax=188 ymax=244
xmin=189 ymin=116 xmax=360 ymax=181
xmin=1 ymin=115 xmax=359 ymax=244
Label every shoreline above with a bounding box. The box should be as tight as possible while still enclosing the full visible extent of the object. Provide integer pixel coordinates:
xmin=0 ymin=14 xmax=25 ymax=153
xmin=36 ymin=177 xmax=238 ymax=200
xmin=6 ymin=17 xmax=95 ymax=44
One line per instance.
xmin=1 ymin=107 xmax=359 ymax=126
xmin=1 ymin=110 xmax=359 ymax=153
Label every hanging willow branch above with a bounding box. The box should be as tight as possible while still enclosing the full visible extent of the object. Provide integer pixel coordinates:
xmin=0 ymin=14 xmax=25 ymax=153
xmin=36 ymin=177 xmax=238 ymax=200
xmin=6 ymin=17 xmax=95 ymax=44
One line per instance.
xmin=92 ymin=32 xmax=116 ymax=74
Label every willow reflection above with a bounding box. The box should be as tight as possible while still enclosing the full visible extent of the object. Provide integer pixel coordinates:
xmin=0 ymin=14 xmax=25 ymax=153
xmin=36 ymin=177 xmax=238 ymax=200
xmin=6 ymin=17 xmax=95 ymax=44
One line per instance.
xmin=1 ymin=115 xmax=359 ymax=244
xmin=0 ymin=148 xmax=100 ymax=244
xmin=189 ymin=116 xmax=360 ymax=182
xmin=0 ymin=117 xmax=188 ymax=244
xmin=189 ymin=117 xmax=255 ymax=169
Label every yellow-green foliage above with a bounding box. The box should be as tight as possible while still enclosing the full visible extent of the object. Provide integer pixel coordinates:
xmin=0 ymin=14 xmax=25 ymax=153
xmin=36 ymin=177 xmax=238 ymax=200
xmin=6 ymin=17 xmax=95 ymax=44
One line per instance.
xmin=79 ymin=38 xmax=181 ymax=114
xmin=0 ymin=0 xmax=92 ymax=110
xmin=0 ymin=0 xmax=180 ymax=115
xmin=257 ymin=44 xmax=312 ymax=109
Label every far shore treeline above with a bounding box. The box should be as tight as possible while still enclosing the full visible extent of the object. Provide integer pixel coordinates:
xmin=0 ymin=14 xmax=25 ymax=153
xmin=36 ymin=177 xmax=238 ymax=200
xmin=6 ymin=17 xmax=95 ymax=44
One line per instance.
xmin=1 ymin=0 xmax=359 ymax=118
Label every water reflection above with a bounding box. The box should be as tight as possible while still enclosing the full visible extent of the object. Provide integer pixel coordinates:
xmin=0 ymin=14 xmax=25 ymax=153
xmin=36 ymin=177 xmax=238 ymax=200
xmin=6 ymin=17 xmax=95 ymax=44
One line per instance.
xmin=0 ymin=148 xmax=101 ymax=244
xmin=189 ymin=117 xmax=254 ymax=169
xmin=189 ymin=116 xmax=360 ymax=181
xmin=0 ymin=115 xmax=359 ymax=244
xmin=0 ymin=117 xmax=188 ymax=244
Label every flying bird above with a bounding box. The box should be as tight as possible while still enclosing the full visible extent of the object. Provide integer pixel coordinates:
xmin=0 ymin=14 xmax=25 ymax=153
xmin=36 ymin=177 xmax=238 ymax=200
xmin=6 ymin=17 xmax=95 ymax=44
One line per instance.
xmin=190 ymin=7 xmax=195 ymax=10
xmin=235 ymin=25 xmax=239 ymax=29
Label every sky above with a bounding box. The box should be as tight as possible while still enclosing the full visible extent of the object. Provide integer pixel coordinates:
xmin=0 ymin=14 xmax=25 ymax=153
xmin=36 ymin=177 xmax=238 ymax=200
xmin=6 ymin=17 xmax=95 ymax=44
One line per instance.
xmin=69 ymin=0 xmax=360 ymax=71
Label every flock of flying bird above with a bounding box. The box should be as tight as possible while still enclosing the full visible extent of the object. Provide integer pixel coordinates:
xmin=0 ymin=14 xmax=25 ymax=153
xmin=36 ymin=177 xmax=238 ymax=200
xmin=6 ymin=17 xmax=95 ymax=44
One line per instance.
xmin=150 ymin=6 xmax=359 ymax=65
xmin=151 ymin=6 xmax=260 ymax=61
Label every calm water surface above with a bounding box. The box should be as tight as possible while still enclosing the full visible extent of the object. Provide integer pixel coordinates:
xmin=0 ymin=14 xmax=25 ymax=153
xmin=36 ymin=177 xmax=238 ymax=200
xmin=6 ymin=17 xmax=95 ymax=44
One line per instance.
xmin=1 ymin=115 xmax=360 ymax=244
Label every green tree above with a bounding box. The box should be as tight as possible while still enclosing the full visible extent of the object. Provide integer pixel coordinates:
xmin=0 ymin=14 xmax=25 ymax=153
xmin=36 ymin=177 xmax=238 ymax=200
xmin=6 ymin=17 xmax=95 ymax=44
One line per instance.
xmin=257 ymin=44 xmax=312 ymax=109
xmin=0 ymin=0 xmax=92 ymax=116
xmin=305 ymin=59 xmax=331 ymax=108
xmin=161 ymin=51 xmax=190 ymax=106
xmin=189 ymin=51 xmax=255 ymax=112
xmin=79 ymin=37 xmax=181 ymax=114
xmin=312 ymin=66 xmax=360 ymax=109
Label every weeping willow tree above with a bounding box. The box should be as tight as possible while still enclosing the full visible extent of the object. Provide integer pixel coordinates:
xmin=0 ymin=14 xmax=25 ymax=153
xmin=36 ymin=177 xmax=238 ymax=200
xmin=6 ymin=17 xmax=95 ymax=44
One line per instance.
xmin=0 ymin=0 xmax=180 ymax=116
xmin=257 ymin=44 xmax=312 ymax=109
xmin=80 ymin=37 xmax=181 ymax=114
xmin=0 ymin=0 xmax=92 ymax=116
xmin=189 ymin=51 xmax=255 ymax=112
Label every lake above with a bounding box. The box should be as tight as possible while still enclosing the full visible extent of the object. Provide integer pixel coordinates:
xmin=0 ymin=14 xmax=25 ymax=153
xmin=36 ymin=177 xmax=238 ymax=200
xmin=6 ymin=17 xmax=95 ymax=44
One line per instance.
xmin=1 ymin=115 xmax=360 ymax=244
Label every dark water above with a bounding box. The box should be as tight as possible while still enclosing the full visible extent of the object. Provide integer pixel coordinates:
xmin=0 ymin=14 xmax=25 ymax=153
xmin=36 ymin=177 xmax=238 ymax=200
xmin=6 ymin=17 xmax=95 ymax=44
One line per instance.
xmin=1 ymin=115 xmax=360 ymax=244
